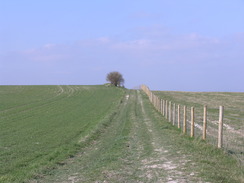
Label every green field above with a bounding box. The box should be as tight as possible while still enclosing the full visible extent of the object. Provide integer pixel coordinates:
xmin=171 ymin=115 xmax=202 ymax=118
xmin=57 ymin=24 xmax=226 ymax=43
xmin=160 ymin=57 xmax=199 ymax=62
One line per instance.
xmin=0 ymin=85 xmax=125 ymax=182
xmin=0 ymin=86 xmax=243 ymax=183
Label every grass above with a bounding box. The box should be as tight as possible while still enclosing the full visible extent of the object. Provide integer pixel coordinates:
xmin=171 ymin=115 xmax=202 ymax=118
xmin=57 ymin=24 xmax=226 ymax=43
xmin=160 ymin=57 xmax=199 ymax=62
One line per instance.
xmin=34 ymin=90 xmax=243 ymax=183
xmin=154 ymin=91 xmax=244 ymax=128
xmin=0 ymin=86 xmax=243 ymax=182
xmin=0 ymin=85 xmax=125 ymax=182
xmin=153 ymin=90 xmax=244 ymax=164
xmin=141 ymin=92 xmax=244 ymax=183
xmin=34 ymin=89 xmax=136 ymax=182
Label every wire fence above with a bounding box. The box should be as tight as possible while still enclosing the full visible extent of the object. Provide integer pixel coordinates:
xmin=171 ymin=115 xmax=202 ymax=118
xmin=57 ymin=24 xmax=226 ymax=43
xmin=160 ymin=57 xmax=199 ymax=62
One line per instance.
xmin=141 ymin=85 xmax=244 ymax=166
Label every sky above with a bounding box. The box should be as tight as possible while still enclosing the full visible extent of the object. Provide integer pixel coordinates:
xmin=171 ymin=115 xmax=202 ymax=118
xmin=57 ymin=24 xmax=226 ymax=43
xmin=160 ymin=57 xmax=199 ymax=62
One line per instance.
xmin=1 ymin=0 xmax=244 ymax=91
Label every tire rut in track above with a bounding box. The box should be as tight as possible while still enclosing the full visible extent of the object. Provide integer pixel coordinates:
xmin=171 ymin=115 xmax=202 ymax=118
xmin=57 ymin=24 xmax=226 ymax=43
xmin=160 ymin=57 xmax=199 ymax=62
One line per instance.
xmin=34 ymin=90 xmax=133 ymax=183
xmin=33 ymin=90 xmax=208 ymax=183
xmin=134 ymin=90 xmax=205 ymax=183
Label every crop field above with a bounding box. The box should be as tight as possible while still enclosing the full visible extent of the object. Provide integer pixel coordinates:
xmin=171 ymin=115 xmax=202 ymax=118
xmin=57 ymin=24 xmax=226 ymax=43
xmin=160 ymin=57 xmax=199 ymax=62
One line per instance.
xmin=0 ymin=85 xmax=125 ymax=182
xmin=154 ymin=91 xmax=244 ymax=164
xmin=0 ymin=86 xmax=243 ymax=183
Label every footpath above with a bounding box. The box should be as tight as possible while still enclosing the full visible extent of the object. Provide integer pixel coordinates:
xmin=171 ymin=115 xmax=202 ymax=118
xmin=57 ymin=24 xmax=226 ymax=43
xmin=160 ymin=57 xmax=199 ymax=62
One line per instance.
xmin=34 ymin=90 xmax=241 ymax=183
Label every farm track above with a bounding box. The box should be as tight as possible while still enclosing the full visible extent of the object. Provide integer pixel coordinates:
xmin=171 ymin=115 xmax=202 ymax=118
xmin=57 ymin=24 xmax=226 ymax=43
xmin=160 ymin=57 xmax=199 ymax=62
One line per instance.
xmin=37 ymin=90 xmax=205 ymax=183
xmin=1 ymin=86 xmax=242 ymax=182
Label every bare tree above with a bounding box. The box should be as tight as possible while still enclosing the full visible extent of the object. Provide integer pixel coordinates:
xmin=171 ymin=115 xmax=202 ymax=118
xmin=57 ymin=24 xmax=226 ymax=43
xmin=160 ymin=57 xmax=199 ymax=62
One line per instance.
xmin=106 ymin=71 xmax=124 ymax=87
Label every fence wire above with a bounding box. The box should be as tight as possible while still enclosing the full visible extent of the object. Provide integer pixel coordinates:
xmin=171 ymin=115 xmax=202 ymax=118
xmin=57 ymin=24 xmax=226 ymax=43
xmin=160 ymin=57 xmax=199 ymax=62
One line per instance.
xmin=141 ymin=85 xmax=244 ymax=166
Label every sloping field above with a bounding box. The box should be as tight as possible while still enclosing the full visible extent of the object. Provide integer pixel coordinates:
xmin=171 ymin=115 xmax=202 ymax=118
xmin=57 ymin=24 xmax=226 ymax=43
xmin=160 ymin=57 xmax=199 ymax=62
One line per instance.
xmin=154 ymin=91 xmax=244 ymax=164
xmin=31 ymin=90 xmax=243 ymax=183
xmin=0 ymin=85 xmax=125 ymax=182
xmin=0 ymin=87 xmax=243 ymax=183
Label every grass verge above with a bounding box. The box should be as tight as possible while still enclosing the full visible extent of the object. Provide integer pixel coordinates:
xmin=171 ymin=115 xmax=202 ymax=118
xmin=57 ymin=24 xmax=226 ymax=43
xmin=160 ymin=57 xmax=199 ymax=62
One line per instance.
xmin=141 ymin=92 xmax=244 ymax=183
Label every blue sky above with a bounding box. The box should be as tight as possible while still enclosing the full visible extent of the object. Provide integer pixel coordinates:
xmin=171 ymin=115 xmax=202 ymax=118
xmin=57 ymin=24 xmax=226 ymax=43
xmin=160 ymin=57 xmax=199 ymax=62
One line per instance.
xmin=1 ymin=0 xmax=244 ymax=91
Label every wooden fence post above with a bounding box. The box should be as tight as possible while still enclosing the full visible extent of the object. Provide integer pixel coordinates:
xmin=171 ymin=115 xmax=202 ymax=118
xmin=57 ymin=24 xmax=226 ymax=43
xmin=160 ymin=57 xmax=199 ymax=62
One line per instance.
xmin=156 ymin=97 xmax=158 ymax=110
xmin=153 ymin=95 xmax=155 ymax=107
xmin=163 ymin=100 xmax=165 ymax=116
xmin=155 ymin=96 xmax=157 ymax=109
xmin=203 ymin=105 xmax=207 ymax=140
xmin=156 ymin=97 xmax=159 ymax=111
xmin=158 ymin=97 xmax=160 ymax=111
xmin=155 ymin=96 xmax=156 ymax=107
xmin=152 ymin=94 xmax=154 ymax=105
xmin=160 ymin=99 xmax=163 ymax=114
xmin=178 ymin=105 xmax=180 ymax=128
xmin=183 ymin=106 xmax=187 ymax=134
xmin=156 ymin=96 xmax=158 ymax=110
xmin=154 ymin=95 xmax=156 ymax=107
xmin=165 ymin=100 xmax=168 ymax=119
xmin=169 ymin=101 xmax=172 ymax=122
xmin=218 ymin=106 xmax=224 ymax=148
xmin=191 ymin=107 xmax=194 ymax=137
xmin=173 ymin=103 xmax=176 ymax=125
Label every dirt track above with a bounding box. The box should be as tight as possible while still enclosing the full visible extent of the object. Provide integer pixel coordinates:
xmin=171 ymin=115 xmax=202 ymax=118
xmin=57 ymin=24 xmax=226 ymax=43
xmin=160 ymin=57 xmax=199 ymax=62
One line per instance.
xmin=35 ymin=90 xmax=209 ymax=183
